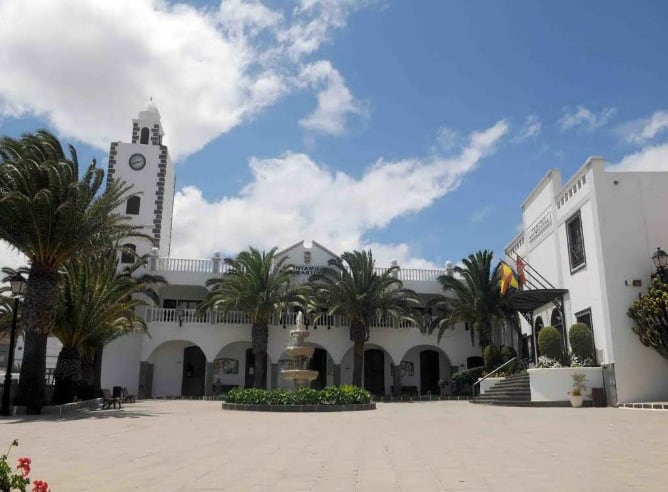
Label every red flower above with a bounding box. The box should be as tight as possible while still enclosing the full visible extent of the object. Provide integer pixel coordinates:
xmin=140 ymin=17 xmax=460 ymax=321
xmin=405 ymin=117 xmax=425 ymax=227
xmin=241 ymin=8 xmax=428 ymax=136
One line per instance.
xmin=32 ymin=479 xmax=50 ymax=492
xmin=17 ymin=456 xmax=32 ymax=477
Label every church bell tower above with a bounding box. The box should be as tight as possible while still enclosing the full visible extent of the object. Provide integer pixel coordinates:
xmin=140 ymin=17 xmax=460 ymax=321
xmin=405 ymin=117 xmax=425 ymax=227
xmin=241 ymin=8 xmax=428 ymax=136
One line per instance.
xmin=106 ymin=102 xmax=175 ymax=260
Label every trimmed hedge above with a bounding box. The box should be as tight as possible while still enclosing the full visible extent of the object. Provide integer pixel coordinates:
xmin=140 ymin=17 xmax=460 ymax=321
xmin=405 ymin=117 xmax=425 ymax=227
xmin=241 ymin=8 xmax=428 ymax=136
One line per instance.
xmin=483 ymin=345 xmax=501 ymax=372
xmin=569 ymin=323 xmax=593 ymax=359
xmin=538 ymin=325 xmax=562 ymax=359
xmin=224 ymin=385 xmax=371 ymax=406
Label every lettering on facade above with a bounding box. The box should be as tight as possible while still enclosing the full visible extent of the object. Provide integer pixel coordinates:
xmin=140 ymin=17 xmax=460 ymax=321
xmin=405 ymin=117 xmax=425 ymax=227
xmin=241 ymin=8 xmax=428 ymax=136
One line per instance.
xmin=528 ymin=210 xmax=552 ymax=243
xmin=294 ymin=264 xmax=324 ymax=276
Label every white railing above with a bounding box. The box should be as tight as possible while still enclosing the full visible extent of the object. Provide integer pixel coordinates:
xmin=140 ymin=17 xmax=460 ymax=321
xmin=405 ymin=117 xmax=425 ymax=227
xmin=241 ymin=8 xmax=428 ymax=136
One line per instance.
xmin=398 ymin=268 xmax=444 ymax=282
xmin=157 ymin=257 xmax=214 ymax=273
xmin=146 ymin=308 xmax=419 ymax=329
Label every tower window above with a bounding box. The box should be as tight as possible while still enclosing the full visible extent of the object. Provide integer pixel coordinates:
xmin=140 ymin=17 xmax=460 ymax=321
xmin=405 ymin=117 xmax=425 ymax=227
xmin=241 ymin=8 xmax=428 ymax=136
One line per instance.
xmin=126 ymin=196 xmax=141 ymax=215
xmin=140 ymin=127 xmax=150 ymax=144
xmin=121 ymin=243 xmax=136 ymax=264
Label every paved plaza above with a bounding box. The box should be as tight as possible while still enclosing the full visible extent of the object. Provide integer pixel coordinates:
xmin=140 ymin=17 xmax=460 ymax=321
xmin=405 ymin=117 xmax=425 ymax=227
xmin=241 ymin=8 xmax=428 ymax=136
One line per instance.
xmin=2 ymin=400 xmax=666 ymax=491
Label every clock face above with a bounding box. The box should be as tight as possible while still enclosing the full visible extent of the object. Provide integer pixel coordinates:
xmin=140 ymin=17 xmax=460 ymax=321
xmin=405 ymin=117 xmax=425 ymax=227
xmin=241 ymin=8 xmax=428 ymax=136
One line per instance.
xmin=129 ymin=153 xmax=146 ymax=170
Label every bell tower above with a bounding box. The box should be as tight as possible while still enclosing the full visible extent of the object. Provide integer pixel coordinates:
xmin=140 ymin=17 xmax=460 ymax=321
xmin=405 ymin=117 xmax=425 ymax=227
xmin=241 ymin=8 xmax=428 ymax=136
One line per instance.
xmin=107 ymin=102 xmax=175 ymax=260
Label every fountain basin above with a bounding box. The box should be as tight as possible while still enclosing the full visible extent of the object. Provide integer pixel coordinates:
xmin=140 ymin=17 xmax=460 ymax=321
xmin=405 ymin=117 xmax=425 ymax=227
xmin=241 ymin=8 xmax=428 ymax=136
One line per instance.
xmin=285 ymin=346 xmax=315 ymax=358
xmin=280 ymin=369 xmax=319 ymax=382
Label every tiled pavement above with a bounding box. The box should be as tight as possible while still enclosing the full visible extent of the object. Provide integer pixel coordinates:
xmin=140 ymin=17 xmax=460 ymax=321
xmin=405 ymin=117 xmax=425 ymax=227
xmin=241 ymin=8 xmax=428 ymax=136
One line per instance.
xmin=3 ymin=400 xmax=667 ymax=491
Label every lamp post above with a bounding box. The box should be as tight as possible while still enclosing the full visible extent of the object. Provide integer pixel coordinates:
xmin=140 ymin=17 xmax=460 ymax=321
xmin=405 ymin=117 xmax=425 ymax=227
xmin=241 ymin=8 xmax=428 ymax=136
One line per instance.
xmin=651 ymin=247 xmax=668 ymax=283
xmin=2 ymin=274 xmax=26 ymax=416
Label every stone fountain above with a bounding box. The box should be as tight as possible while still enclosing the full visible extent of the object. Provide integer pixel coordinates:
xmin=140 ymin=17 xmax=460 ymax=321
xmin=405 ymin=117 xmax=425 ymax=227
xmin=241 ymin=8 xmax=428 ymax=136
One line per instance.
xmin=280 ymin=312 xmax=319 ymax=388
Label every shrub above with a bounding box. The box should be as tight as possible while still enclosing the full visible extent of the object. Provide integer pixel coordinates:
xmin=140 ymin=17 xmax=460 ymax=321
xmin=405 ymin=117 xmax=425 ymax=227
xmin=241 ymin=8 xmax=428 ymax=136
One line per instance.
xmin=538 ymin=325 xmax=562 ymax=359
xmin=537 ymin=355 xmax=562 ymax=368
xmin=569 ymin=354 xmax=595 ymax=367
xmin=224 ymin=385 xmax=371 ymax=405
xmin=570 ymin=373 xmax=587 ymax=396
xmin=628 ymin=279 xmax=668 ymax=360
xmin=483 ymin=345 xmax=501 ymax=372
xmin=569 ymin=323 xmax=594 ymax=359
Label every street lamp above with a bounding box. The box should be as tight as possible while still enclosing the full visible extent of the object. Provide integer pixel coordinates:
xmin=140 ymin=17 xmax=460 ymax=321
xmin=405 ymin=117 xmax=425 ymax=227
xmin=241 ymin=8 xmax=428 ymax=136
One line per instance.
xmin=651 ymin=247 xmax=668 ymax=283
xmin=2 ymin=273 xmax=26 ymax=416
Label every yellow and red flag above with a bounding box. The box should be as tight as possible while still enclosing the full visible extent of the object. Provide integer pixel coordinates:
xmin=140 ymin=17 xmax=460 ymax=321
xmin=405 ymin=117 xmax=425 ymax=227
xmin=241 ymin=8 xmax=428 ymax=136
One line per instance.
xmin=498 ymin=261 xmax=519 ymax=295
xmin=516 ymin=255 xmax=526 ymax=287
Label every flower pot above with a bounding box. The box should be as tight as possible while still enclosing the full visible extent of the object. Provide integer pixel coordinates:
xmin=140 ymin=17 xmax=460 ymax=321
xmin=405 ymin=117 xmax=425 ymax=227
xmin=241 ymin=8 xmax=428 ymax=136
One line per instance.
xmin=569 ymin=394 xmax=583 ymax=408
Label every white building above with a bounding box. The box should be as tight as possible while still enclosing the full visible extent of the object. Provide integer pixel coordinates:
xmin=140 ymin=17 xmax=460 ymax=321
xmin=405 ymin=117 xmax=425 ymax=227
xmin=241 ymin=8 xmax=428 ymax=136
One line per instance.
xmin=504 ymin=156 xmax=668 ymax=404
xmin=101 ymin=106 xmax=481 ymax=398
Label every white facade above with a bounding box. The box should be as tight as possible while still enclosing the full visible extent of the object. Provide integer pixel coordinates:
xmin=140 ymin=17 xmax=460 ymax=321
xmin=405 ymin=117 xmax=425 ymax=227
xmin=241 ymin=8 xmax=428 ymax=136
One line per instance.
xmin=101 ymin=110 xmax=482 ymax=398
xmin=504 ymin=157 xmax=668 ymax=403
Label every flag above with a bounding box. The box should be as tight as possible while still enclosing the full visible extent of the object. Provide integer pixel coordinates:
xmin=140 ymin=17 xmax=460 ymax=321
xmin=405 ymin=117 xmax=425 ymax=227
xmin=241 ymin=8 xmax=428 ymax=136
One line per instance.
xmin=498 ymin=261 xmax=519 ymax=295
xmin=516 ymin=255 xmax=526 ymax=287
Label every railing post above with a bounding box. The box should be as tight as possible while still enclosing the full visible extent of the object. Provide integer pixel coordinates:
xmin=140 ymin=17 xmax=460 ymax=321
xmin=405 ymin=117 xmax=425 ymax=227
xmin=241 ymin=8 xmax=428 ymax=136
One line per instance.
xmin=149 ymin=247 xmax=159 ymax=271
xmin=391 ymin=259 xmax=399 ymax=279
xmin=212 ymin=251 xmax=221 ymax=274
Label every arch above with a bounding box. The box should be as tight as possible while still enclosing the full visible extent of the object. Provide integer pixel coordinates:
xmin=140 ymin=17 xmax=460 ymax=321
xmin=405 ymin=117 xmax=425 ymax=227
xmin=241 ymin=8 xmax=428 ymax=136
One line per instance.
xmin=140 ymin=127 xmax=150 ymax=144
xmin=399 ymin=344 xmax=453 ymax=395
xmin=121 ymin=243 xmax=136 ymax=263
xmin=340 ymin=343 xmax=394 ymax=395
xmin=147 ymin=339 xmax=208 ymax=398
xmin=126 ymin=195 xmax=140 ymax=215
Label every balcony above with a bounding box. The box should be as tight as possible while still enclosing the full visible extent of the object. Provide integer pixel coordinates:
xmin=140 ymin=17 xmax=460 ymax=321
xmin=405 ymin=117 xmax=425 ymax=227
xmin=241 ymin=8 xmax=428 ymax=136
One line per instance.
xmin=146 ymin=308 xmax=421 ymax=329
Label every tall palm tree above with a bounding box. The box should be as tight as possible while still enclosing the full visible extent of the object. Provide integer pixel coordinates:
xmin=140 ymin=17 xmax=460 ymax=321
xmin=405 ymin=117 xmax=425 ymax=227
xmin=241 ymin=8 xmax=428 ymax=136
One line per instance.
xmin=307 ymin=250 xmax=420 ymax=387
xmin=426 ymin=250 xmax=510 ymax=347
xmin=51 ymin=249 xmax=165 ymax=404
xmin=197 ymin=247 xmax=296 ymax=389
xmin=0 ymin=130 xmax=138 ymax=413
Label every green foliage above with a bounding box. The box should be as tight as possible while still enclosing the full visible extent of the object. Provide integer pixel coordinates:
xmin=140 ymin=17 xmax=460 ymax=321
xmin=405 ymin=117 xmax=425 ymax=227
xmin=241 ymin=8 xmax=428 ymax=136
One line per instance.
xmin=224 ymin=385 xmax=372 ymax=405
xmin=628 ymin=279 xmax=668 ymax=360
xmin=538 ymin=325 xmax=562 ymax=360
xmin=450 ymin=366 xmax=485 ymax=395
xmin=483 ymin=345 xmax=501 ymax=372
xmin=569 ymin=323 xmax=594 ymax=359
xmin=570 ymin=373 xmax=588 ymax=396
xmin=0 ymin=440 xmax=47 ymax=492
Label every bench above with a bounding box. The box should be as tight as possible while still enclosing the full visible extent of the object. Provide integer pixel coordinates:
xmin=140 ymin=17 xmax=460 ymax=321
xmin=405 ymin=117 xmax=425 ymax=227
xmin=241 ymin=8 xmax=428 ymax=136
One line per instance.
xmin=102 ymin=388 xmax=122 ymax=409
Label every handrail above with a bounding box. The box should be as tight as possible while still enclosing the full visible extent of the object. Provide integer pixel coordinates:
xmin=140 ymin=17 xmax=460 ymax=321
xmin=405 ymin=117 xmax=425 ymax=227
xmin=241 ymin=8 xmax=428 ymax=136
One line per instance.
xmin=471 ymin=356 xmax=519 ymax=401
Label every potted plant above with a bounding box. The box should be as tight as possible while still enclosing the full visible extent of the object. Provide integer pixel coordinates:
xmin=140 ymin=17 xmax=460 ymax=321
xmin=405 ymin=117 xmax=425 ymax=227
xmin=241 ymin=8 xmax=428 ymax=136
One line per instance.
xmin=568 ymin=373 xmax=587 ymax=408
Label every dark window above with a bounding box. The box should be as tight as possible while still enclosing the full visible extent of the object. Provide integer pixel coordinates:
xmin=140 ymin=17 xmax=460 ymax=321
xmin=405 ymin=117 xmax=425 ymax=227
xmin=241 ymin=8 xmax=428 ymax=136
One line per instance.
xmin=126 ymin=196 xmax=140 ymax=215
xmin=140 ymin=127 xmax=150 ymax=144
xmin=566 ymin=211 xmax=586 ymax=272
xmin=534 ymin=316 xmax=544 ymax=356
xmin=121 ymin=243 xmax=136 ymax=264
xmin=551 ymin=308 xmax=566 ymax=350
xmin=575 ymin=308 xmax=597 ymax=363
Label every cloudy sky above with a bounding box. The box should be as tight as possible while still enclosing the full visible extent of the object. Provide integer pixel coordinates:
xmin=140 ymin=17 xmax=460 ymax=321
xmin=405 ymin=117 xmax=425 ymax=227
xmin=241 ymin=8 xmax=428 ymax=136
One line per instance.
xmin=1 ymin=0 xmax=667 ymax=270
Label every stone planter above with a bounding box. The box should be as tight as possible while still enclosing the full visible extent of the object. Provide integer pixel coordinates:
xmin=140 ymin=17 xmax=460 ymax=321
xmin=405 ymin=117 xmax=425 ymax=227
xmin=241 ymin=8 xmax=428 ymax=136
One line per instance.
xmin=528 ymin=367 xmax=603 ymax=404
xmin=569 ymin=394 xmax=584 ymax=408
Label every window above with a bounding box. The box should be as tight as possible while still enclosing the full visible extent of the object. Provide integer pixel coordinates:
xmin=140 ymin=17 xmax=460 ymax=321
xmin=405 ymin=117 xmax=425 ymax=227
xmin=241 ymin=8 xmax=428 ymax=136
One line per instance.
xmin=566 ymin=211 xmax=586 ymax=272
xmin=126 ymin=196 xmax=140 ymax=215
xmin=575 ymin=308 xmax=597 ymax=364
xmin=304 ymin=251 xmax=312 ymax=264
xmin=121 ymin=243 xmax=136 ymax=264
xmin=140 ymin=127 xmax=150 ymax=144
xmin=551 ymin=307 xmax=566 ymax=350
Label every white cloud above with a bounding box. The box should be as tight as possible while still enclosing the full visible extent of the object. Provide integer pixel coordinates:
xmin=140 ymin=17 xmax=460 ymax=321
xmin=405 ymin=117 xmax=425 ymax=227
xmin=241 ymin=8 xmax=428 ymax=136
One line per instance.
xmin=171 ymin=120 xmax=508 ymax=262
xmin=617 ymin=110 xmax=668 ymax=145
xmin=0 ymin=0 xmax=365 ymax=159
xmin=607 ymin=143 xmax=668 ymax=172
xmin=513 ymin=115 xmax=541 ymax=143
xmin=0 ymin=241 xmax=28 ymax=272
xmin=470 ymin=206 xmax=493 ymax=224
xmin=434 ymin=127 xmax=461 ymax=153
xmin=297 ymin=60 xmax=367 ymax=135
xmin=558 ymin=106 xmax=616 ymax=132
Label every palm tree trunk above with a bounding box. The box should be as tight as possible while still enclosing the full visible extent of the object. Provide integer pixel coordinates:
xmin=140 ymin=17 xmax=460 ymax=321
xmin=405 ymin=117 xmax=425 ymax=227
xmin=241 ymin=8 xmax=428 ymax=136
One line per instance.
xmin=350 ymin=320 xmax=367 ymax=387
xmin=53 ymin=345 xmax=81 ymax=404
xmin=251 ymin=322 xmax=268 ymax=389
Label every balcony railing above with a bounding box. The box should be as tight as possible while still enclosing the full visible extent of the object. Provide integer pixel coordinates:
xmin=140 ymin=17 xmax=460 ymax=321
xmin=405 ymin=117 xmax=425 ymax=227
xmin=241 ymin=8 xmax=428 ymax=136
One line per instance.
xmin=146 ymin=308 xmax=421 ymax=329
xmin=151 ymin=256 xmax=446 ymax=282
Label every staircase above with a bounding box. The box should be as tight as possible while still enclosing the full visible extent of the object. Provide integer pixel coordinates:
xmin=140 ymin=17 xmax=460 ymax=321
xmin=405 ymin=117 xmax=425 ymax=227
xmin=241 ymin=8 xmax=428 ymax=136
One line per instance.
xmin=472 ymin=373 xmax=532 ymax=406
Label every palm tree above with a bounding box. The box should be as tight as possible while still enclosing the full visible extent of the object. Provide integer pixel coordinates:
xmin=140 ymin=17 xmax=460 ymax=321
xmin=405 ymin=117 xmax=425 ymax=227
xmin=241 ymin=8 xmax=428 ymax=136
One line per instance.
xmin=307 ymin=250 xmax=420 ymax=388
xmin=197 ymin=247 xmax=296 ymax=389
xmin=0 ymin=130 xmax=138 ymax=413
xmin=51 ymin=249 xmax=165 ymax=404
xmin=426 ymin=250 xmax=511 ymax=347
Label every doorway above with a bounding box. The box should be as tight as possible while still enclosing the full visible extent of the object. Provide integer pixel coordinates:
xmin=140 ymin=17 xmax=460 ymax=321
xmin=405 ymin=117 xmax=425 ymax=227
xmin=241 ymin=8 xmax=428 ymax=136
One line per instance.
xmin=244 ymin=348 xmax=255 ymax=388
xmin=181 ymin=346 xmax=205 ymax=396
xmin=309 ymin=348 xmax=327 ymax=389
xmin=420 ymin=350 xmax=440 ymax=394
xmin=364 ymin=349 xmax=385 ymax=396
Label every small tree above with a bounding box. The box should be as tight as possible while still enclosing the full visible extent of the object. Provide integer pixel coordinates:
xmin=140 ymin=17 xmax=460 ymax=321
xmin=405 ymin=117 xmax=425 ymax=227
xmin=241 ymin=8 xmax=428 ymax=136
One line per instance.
xmin=569 ymin=323 xmax=594 ymax=359
xmin=628 ymin=279 xmax=668 ymax=360
xmin=538 ymin=325 xmax=562 ymax=360
xmin=483 ymin=345 xmax=501 ymax=372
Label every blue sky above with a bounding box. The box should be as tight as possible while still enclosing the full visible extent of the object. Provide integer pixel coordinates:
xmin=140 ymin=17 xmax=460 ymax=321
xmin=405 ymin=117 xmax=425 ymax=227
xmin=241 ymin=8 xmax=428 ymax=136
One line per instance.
xmin=1 ymin=0 xmax=667 ymax=269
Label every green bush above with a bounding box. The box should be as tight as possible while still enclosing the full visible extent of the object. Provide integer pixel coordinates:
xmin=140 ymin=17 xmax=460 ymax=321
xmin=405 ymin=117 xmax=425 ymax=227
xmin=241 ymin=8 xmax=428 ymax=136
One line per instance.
xmin=538 ymin=325 xmax=562 ymax=359
xmin=224 ymin=385 xmax=371 ymax=405
xmin=499 ymin=346 xmax=517 ymax=373
xmin=569 ymin=323 xmax=593 ymax=359
xmin=483 ymin=345 xmax=501 ymax=372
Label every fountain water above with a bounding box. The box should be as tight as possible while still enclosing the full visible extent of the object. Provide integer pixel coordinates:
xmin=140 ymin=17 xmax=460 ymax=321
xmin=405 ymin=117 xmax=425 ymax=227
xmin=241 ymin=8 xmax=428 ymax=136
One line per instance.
xmin=280 ymin=312 xmax=319 ymax=388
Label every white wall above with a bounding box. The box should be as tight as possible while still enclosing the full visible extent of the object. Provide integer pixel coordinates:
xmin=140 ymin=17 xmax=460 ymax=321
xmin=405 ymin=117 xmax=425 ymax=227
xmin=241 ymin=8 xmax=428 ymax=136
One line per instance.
xmin=148 ymin=340 xmax=192 ymax=398
xmin=101 ymin=334 xmax=143 ymax=395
